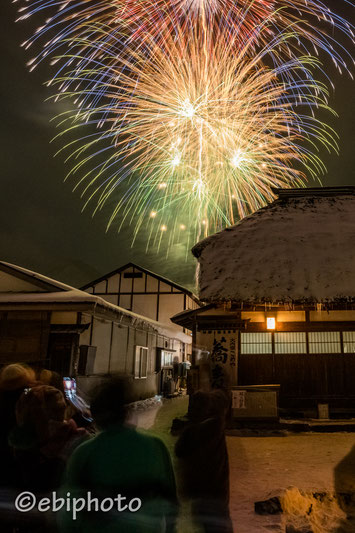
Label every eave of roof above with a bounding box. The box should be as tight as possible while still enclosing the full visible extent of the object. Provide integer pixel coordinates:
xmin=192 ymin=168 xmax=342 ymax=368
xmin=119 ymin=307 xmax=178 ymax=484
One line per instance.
xmin=0 ymin=261 xmax=192 ymax=343
xmin=171 ymin=304 xmax=215 ymax=328
xmin=171 ymin=304 xmax=252 ymax=330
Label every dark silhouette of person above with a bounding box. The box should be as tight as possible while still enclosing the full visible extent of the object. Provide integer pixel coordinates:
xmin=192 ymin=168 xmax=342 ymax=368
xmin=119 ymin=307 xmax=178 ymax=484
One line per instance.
xmin=172 ymin=357 xmax=180 ymax=393
xmin=10 ymin=385 xmax=89 ymax=491
xmin=175 ymin=389 xmax=233 ymax=533
xmin=0 ymin=363 xmax=37 ymax=487
xmin=59 ymin=376 xmax=178 ymax=533
xmin=334 ymin=444 xmax=355 ymax=533
xmin=0 ymin=385 xmax=88 ymax=532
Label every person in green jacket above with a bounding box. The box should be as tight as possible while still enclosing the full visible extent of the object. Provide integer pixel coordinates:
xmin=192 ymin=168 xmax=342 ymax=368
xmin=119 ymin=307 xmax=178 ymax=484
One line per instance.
xmin=59 ymin=376 xmax=178 ymax=533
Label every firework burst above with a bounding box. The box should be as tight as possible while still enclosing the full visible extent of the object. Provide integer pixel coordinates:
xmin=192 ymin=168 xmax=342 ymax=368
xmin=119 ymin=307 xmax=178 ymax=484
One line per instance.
xmin=17 ymin=0 xmax=354 ymax=78
xmin=50 ymin=28 xmax=337 ymax=247
xmin=14 ymin=0 xmax=353 ymax=250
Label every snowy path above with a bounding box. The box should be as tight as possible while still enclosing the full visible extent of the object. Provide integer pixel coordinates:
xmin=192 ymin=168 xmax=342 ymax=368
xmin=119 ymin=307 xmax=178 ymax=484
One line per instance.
xmin=136 ymin=397 xmax=355 ymax=533
xmin=229 ymin=433 xmax=355 ymax=532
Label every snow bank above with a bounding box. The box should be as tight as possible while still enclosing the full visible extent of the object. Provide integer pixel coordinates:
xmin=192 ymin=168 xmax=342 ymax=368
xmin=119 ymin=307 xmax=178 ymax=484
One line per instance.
xmin=281 ymin=488 xmax=347 ymax=533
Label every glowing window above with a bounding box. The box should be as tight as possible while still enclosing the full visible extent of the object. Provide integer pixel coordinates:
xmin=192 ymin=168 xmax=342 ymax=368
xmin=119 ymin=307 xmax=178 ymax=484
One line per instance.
xmin=134 ymin=346 xmax=148 ymax=378
xmin=343 ymin=332 xmax=355 ymax=353
xmin=308 ymin=332 xmax=341 ymax=354
xmin=274 ymin=332 xmax=307 ymax=354
xmin=241 ymin=333 xmax=272 ymax=354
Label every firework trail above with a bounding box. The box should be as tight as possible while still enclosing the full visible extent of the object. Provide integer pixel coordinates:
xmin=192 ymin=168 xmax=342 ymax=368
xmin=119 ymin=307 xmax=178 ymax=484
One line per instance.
xmin=17 ymin=0 xmax=354 ymax=77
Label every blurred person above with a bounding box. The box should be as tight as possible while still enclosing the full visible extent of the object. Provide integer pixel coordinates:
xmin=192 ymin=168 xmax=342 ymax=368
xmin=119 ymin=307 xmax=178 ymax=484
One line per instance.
xmin=39 ymin=368 xmax=95 ymax=432
xmin=172 ymin=357 xmax=180 ymax=393
xmin=9 ymin=385 xmax=89 ymax=491
xmin=175 ymin=390 xmax=233 ymax=533
xmin=59 ymin=376 xmax=178 ymax=533
xmin=334 ymin=444 xmax=355 ymax=533
xmin=38 ymin=368 xmax=65 ymax=394
xmin=65 ymin=394 xmax=95 ymax=433
xmin=0 ymin=363 xmax=36 ymax=486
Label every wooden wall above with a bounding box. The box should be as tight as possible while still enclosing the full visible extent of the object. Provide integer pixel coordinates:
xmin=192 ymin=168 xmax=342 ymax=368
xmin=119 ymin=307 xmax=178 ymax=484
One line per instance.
xmin=0 ymin=311 xmax=50 ymax=365
xmin=85 ymin=265 xmax=200 ymax=331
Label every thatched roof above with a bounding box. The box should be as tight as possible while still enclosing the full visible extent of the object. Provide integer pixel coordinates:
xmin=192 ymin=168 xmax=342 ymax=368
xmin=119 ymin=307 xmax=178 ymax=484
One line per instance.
xmin=192 ymin=187 xmax=355 ymax=304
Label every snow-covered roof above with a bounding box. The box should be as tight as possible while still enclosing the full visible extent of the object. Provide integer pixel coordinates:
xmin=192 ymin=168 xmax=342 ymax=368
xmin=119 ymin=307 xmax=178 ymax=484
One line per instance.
xmin=0 ymin=261 xmax=191 ymax=343
xmin=0 ymin=261 xmax=74 ymax=293
xmin=192 ymin=188 xmax=355 ymax=304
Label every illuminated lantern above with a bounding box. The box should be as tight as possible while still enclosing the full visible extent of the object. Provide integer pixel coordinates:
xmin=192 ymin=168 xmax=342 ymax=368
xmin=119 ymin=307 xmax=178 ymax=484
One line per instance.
xmin=266 ymin=316 xmax=276 ymax=330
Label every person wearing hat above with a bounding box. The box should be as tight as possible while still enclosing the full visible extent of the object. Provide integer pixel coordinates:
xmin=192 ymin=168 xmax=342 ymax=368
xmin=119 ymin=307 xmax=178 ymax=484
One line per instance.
xmin=0 ymin=363 xmax=36 ymax=486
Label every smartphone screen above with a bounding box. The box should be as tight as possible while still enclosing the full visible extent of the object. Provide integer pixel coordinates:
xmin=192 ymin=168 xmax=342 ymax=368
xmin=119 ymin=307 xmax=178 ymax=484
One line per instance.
xmin=63 ymin=377 xmax=76 ymax=399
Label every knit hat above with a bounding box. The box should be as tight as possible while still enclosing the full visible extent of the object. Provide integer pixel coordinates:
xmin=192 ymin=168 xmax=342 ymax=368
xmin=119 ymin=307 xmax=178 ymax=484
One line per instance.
xmin=0 ymin=364 xmax=35 ymax=391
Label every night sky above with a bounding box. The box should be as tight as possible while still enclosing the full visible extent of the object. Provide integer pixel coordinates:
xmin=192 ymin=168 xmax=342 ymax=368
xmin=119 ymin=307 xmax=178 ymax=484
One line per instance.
xmin=1 ymin=1 xmax=354 ymax=291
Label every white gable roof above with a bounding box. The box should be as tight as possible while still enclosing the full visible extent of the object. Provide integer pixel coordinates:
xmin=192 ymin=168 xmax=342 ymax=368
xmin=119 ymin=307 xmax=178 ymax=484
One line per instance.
xmin=0 ymin=262 xmax=191 ymax=343
xmin=0 ymin=270 xmax=48 ymax=293
xmin=0 ymin=262 xmax=74 ymax=292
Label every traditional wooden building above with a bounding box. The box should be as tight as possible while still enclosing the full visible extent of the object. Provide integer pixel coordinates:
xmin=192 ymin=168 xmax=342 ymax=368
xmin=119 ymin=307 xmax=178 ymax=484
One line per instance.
xmin=172 ymin=187 xmax=355 ymax=417
xmin=0 ymin=261 xmax=191 ymax=400
xmin=81 ymin=262 xmax=201 ymax=360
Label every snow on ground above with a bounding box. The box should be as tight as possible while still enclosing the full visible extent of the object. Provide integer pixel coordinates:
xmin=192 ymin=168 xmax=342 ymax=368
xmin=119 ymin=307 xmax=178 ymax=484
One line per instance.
xmin=228 ymin=433 xmax=355 ymax=533
xmin=137 ymin=396 xmax=355 ymax=533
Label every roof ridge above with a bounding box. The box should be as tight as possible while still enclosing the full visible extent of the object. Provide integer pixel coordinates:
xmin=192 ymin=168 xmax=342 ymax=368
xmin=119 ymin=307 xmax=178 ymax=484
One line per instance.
xmin=272 ymin=186 xmax=355 ymax=199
